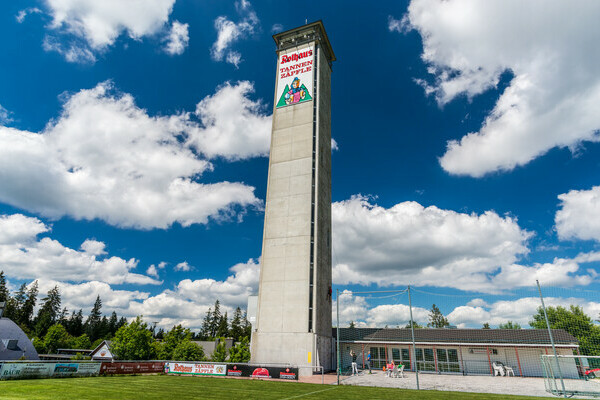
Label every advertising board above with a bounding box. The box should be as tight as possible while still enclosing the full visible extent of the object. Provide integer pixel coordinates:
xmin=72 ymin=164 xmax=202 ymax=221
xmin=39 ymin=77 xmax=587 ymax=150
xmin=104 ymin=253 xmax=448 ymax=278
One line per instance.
xmin=100 ymin=362 xmax=165 ymax=375
xmin=0 ymin=362 xmax=101 ymax=380
xmin=165 ymin=362 xmax=226 ymax=376
xmin=226 ymin=364 xmax=298 ymax=380
xmin=275 ymin=45 xmax=314 ymax=108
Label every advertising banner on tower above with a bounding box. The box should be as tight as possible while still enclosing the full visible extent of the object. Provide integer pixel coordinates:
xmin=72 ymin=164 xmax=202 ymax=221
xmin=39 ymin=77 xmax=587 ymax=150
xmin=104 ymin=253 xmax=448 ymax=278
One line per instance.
xmin=276 ymin=45 xmax=314 ymax=108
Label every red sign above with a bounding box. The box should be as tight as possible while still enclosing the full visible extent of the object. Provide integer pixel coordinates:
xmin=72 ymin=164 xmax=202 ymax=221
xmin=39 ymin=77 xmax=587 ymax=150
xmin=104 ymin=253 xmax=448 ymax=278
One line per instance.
xmin=100 ymin=362 xmax=165 ymax=375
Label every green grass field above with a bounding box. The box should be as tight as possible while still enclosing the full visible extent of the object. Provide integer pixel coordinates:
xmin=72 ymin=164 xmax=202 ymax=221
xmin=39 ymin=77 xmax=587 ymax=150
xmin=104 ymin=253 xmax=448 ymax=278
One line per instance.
xmin=0 ymin=375 xmax=553 ymax=400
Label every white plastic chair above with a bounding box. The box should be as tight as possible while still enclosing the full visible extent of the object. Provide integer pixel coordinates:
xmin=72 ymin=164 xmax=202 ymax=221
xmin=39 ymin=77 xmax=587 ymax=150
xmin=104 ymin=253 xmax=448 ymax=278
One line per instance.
xmin=393 ymin=364 xmax=405 ymax=378
xmin=492 ymin=362 xmax=505 ymax=376
xmin=504 ymin=366 xmax=515 ymax=376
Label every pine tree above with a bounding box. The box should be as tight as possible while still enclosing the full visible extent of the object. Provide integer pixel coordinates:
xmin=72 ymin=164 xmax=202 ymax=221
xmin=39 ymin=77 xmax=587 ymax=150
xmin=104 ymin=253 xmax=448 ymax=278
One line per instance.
xmin=216 ymin=312 xmax=229 ymax=338
xmin=200 ymin=307 xmax=212 ymax=340
xmin=0 ymin=271 xmax=9 ymax=303
xmin=66 ymin=310 xmax=84 ymax=337
xmin=116 ymin=316 xmax=128 ymax=331
xmin=242 ymin=311 xmax=252 ymax=339
xmin=19 ymin=281 xmax=38 ymax=330
xmin=3 ymin=283 xmax=26 ymax=322
xmin=108 ymin=311 xmax=118 ymax=337
xmin=210 ymin=300 xmax=222 ymax=338
xmin=85 ymin=295 xmax=102 ymax=341
xmin=482 ymin=322 xmax=491 ymax=329
xmin=427 ymin=304 xmax=449 ymax=328
xmin=34 ymin=285 xmax=61 ymax=337
xmin=229 ymin=307 xmax=244 ymax=341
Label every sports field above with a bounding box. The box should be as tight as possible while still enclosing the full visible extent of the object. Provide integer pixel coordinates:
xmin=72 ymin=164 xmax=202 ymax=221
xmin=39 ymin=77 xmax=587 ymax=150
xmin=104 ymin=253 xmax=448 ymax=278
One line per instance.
xmin=0 ymin=375 xmax=555 ymax=400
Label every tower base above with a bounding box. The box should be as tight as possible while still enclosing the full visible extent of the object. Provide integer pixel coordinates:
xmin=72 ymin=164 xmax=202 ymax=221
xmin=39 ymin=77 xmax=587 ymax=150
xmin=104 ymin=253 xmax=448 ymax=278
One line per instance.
xmin=251 ymin=332 xmax=332 ymax=377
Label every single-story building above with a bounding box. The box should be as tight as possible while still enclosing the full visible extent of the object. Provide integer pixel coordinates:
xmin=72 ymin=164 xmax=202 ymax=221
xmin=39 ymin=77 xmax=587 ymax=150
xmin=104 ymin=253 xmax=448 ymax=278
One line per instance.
xmin=335 ymin=328 xmax=580 ymax=378
xmin=0 ymin=317 xmax=39 ymax=361
xmin=90 ymin=340 xmax=114 ymax=361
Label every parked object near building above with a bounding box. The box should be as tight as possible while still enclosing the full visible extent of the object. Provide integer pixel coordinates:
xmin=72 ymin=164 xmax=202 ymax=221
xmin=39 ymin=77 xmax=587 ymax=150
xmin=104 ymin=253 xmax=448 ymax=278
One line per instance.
xmin=0 ymin=317 xmax=39 ymax=361
xmin=336 ymin=328 xmax=580 ymax=378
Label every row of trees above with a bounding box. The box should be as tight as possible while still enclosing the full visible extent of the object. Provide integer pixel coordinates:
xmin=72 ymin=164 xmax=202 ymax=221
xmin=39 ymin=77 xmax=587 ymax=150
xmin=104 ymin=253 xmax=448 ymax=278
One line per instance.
xmin=1 ymin=272 xmax=127 ymax=342
xmin=2 ymin=272 xmax=252 ymax=359
xmin=111 ymin=317 xmax=250 ymax=362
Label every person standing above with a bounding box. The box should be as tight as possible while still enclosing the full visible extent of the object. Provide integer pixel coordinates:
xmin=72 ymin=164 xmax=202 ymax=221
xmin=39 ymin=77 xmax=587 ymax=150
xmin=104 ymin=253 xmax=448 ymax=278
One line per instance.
xmin=366 ymin=351 xmax=372 ymax=374
xmin=350 ymin=350 xmax=358 ymax=375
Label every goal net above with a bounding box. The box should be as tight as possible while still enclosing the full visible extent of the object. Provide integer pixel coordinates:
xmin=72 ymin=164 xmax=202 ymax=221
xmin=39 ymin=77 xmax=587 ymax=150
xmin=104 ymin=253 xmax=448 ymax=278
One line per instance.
xmin=541 ymin=354 xmax=600 ymax=397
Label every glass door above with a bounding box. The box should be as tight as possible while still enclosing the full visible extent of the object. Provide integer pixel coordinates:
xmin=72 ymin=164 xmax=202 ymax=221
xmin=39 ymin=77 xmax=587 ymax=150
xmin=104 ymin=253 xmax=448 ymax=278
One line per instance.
xmin=436 ymin=348 xmax=461 ymax=373
xmin=416 ymin=348 xmax=436 ymax=371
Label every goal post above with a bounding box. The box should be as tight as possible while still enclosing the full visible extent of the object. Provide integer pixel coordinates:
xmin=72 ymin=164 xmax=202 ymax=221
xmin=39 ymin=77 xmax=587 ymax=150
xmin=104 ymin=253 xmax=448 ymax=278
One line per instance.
xmin=541 ymin=354 xmax=600 ymax=398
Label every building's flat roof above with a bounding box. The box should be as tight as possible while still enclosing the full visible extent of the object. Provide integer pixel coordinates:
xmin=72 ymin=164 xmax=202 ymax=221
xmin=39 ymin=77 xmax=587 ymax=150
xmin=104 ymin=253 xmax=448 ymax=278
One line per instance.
xmin=334 ymin=327 xmax=578 ymax=346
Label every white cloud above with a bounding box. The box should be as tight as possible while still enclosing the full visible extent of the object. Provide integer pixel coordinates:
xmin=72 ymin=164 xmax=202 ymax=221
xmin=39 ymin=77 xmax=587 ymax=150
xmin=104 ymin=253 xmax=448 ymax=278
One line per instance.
xmin=16 ymin=7 xmax=42 ymax=23
xmin=0 ymin=213 xmax=159 ymax=285
xmin=190 ymin=81 xmax=271 ymax=160
xmin=332 ymin=196 xmax=535 ymax=292
xmin=176 ymin=258 xmax=259 ymax=307
xmin=146 ymin=265 xmax=159 ymax=278
xmin=332 ymin=196 xmax=597 ymax=292
xmin=164 ymin=21 xmax=189 ymax=56
xmin=331 ymin=138 xmax=339 ymax=151
xmin=0 ymin=81 xmax=269 ymax=229
xmin=115 ymin=258 xmax=259 ymax=329
xmin=4 ymin=253 xmax=260 ymax=330
xmin=174 ymin=261 xmax=192 ymax=272
xmin=42 ymin=36 xmax=97 ymax=63
xmin=556 ymin=186 xmax=600 ymax=242
xmin=211 ymin=1 xmax=259 ymax=67
xmin=44 ymin=0 xmax=175 ymax=61
xmin=335 ymin=291 xmax=600 ymax=329
xmin=448 ymin=296 xmax=600 ymax=328
xmin=0 ymin=105 xmax=13 ymax=125
xmin=387 ymin=15 xmax=409 ymax=34
xmin=399 ymin=0 xmax=600 ymax=177
xmin=271 ymin=23 xmax=283 ymax=34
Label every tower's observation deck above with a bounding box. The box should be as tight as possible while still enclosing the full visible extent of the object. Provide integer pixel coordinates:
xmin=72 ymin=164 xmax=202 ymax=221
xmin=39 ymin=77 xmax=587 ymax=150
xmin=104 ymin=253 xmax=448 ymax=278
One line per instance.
xmin=251 ymin=21 xmax=335 ymax=375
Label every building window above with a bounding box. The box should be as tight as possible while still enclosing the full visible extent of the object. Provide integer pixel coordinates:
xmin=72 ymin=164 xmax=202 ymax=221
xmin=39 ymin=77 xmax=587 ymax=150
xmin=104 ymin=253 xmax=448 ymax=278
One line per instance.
xmin=436 ymin=348 xmax=460 ymax=372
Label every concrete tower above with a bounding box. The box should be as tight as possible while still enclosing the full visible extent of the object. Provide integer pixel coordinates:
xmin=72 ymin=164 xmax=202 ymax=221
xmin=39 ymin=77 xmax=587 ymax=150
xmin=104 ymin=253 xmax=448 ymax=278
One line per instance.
xmin=251 ymin=21 xmax=335 ymax=375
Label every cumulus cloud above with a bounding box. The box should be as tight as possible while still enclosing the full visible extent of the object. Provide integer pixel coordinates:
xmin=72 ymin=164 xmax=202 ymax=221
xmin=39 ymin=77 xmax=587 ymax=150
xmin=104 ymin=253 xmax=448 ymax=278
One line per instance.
xmin=117 ymin=258 xmax=259 ymax=329
xmin=332 ymin=196 xmax=535 ymax=291
xmin=3 ymin=255 xmax=260 ymax=330
xmin=42 ymin=0 xmax=176 ymax=62
xmin=335 ymin=290 xmax=600 ymax=329
xmin=556 ymin=186 xmax=600 ymax=242
xmin=190 ymin=81 xmax=271 ymax=160
xmin=332 ymin=196 xmax=597 ymax=292
xmin=211 ymin=1 xmax=259 ymax=67
xmin=448 ymin=296 xmax=600 ymax=328
xmin=164 ymin=21 xmax=189 ymax=55
xmin=0 ymin=81 xmax=270 ymax=229
xmin=0 ymin=213 xmax=159 ymax=285
xmin=146 ymin=265 xmax=160 ymax=278
xmin=174 ymin=261 xmax=192 ymax=272
xmin=398 ymin=0 xmax=600 ymax=177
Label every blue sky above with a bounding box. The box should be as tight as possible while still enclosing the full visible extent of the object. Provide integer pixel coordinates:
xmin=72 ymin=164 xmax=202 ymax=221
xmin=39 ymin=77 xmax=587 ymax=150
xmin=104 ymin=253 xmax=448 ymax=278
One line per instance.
xmin=1 ymin=0 xmax=600 ymax=330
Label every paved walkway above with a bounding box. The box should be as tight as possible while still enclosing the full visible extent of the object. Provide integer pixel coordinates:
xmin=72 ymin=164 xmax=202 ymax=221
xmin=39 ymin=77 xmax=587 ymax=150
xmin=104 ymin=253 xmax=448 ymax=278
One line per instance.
xmin=340 ymin=371 xmax=599 ymax=398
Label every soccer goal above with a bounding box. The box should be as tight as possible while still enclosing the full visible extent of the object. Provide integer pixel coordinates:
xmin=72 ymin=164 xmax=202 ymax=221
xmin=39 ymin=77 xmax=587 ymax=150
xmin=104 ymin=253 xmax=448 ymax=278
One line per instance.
xmin=541 ymin=354 xmax=600 ymax=397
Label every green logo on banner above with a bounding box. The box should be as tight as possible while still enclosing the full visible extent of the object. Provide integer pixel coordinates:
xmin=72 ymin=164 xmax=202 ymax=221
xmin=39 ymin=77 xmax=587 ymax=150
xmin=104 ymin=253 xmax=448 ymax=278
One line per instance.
xmin=276 ymin=77 xmax=312 ymax=108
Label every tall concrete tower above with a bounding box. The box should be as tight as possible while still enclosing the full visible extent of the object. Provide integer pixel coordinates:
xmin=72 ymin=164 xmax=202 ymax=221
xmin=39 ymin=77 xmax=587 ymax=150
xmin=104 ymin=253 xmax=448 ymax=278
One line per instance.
xmin=251 ymin=21 xmax=335 ymax=375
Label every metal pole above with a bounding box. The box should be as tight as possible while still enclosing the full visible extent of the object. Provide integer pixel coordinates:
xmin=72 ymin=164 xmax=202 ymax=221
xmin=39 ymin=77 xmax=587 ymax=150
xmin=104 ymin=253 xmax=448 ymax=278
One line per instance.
xmin=336 ymin=289 xmax=340 ymax=386
xmin=408 ymin=285 xmax=419 ymax=390
xmin=537 ymin=280 xmax=566 ymax=398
